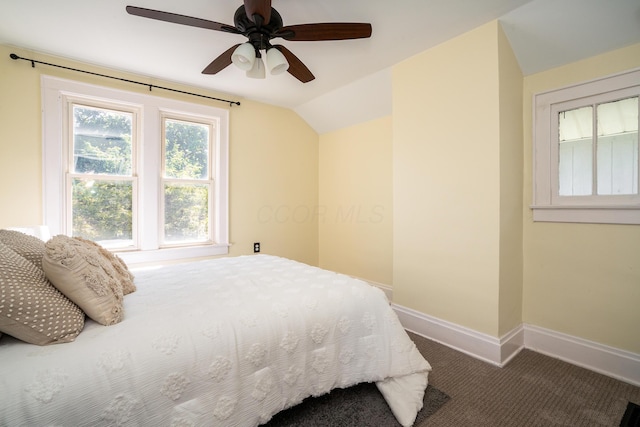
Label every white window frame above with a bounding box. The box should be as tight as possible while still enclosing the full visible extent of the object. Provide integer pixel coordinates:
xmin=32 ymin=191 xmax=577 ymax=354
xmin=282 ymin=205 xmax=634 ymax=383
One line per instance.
xmin=42 ymin=76 xmax=229 ymax=264
xmin=66 ymin=99 xmax=141 ymax=250
xmin=159 ymin=112 xmax=215 ymax=247
xmin=532 ymin=68 xmax=640 ymax=224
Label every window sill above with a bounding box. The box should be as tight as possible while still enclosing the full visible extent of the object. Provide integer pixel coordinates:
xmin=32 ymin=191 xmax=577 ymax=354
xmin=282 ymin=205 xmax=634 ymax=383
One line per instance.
xmin=116 ymin=244 xmax=230 ymax=266
xmin=531 ymin=205 xmax=640 ymax=225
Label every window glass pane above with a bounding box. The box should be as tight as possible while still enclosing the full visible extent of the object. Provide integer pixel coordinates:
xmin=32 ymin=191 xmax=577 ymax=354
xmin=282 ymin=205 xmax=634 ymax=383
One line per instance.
xmin=164 ymin=182 xmax=209 ymax=243
xmin=73 ymin=105 xmax=132 ymax=175
xmin=558 ymin=106 xmax=593 ymax=196
xmin=596 ymin=97 xmax=638 ymax=195
xmin=164 ymin=119 xmax=209 ymax=179
xmin=72 ymin=178 xmax=133 ymax=248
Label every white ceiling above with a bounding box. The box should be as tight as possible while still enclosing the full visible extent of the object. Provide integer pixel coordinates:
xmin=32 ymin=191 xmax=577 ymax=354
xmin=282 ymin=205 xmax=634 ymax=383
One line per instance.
xmin=1 ymin=0 xmax=639 ymax=133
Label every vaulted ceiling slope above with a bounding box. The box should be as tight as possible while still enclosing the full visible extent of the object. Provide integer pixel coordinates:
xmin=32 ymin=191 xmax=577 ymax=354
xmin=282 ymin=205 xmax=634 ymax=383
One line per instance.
xmin=1 ymin=0 xmax=639 ymax=133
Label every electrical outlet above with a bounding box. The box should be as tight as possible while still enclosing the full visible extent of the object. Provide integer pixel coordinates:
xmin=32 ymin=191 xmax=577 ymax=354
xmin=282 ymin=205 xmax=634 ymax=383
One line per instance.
xmin=253 ymin=242 xmax=260 ymax=253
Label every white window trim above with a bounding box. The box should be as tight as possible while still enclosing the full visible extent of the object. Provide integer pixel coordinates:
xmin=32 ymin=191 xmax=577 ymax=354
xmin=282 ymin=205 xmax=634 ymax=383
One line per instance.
xmin=532 ymin=68 xmax=640 ymax=225
xmin=159 ymin=111 xmax=216 ymax=248
xmin=65 ymin=99 xmax=142 ymax=250
xmin=42 ymin=76 xmax=229 ymax=264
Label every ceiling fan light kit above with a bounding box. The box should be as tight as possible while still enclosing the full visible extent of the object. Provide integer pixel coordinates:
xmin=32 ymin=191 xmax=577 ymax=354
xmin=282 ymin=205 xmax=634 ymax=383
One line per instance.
xmin=126 ymin=0 xmax=372 ymax=83
xmin=246 ymin=52 xmax=266 ymax=79
xmin=231 ymin=42 xmax=256 ymax=71
xmin=266 ymin=47 xmax=288 ymax=75
xmin=230 ymin=43 xmax=288 ymax=79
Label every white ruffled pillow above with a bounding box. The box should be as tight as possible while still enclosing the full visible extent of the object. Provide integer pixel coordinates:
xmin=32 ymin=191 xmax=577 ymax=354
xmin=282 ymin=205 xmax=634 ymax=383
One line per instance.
xmin=43 ymin=235 xmax=125 ymax=326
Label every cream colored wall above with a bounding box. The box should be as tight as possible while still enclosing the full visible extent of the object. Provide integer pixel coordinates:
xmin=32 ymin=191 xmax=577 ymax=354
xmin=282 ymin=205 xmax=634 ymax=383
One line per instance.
xmin=0 ymin=45 xmax=319 ymax=265
xmin=230 ymin=100 xmax=319 ymax=264
xmin=392 ymin=22 xmax=503 ymax=336
xmin=522 ymin=43 xmax=640 ymax=354
xmin=317 ymin=26 xmax=639 ymax=355
xmin=0 ymin=47 xmax=43 ymax=227
xmin=318 ymin=116 xmax=393 ymax=285
xmin=497 ymin=25 xmax=524 ymax=336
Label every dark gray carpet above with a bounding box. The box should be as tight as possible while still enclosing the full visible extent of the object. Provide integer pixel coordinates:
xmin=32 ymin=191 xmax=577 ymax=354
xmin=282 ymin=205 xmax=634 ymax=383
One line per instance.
xmin=261 ymin=383 xmax=449 ymax=427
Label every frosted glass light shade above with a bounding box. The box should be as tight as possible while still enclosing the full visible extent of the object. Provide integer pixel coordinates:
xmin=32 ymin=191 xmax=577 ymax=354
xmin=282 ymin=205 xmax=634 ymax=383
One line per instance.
xmin=266 ymin=48 xmax=289 ymax=75
xmin=246 ymin=57 xmax=265 ymax=79
xmin=231 ymin=43 xmax=256 ymax=71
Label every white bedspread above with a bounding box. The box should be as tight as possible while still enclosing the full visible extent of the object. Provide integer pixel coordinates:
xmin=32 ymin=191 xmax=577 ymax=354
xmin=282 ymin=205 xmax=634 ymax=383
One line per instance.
xmin=0 ymin=255 xmax=431 ymax=426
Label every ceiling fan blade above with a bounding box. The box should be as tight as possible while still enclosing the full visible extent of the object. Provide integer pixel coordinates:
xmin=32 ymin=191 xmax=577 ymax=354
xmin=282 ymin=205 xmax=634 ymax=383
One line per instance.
xmin=126 ymin=6 xmax=240 ymax=34
xmin=202 ymin=44 xmax=241 ymax=75
xmin=244 ymin=0 xmax=271 ymax=25
xmin=273 ymin=45 xmax=315 ymax=83
xmin=277 ymin=23 xmax=372 ymax=41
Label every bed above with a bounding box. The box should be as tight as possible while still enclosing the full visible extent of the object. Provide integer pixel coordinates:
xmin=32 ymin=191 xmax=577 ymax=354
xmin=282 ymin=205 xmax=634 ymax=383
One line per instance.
xmin=0 ymin=232 xmax=431 ymax=427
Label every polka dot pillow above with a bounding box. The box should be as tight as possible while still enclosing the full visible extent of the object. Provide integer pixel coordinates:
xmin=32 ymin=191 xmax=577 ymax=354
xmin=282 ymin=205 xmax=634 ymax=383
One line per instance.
xmin=0 ymin=242 xmax=85 ymax=345
xmin=0 ymin=229 xmax=46 ymax=269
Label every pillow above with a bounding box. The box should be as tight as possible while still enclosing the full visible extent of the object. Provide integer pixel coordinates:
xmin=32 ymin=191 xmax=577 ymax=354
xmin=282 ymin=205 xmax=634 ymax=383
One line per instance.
xmin=0 ymin=229 xmax=46 ymax=269
xmin=0 ymin=242 xmax=85 ymax=345
xmin=74 ymin=237 xmax=136 ymax=295
xmin=43 ymin=235 xmax=124 ymax=326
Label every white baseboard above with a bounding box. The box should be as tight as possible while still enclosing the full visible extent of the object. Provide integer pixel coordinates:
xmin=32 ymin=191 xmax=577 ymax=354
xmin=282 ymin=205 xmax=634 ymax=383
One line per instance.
xmin=392 ymin=303 xmax=640 ymax=387
xmin=524 ymin=323 xmax=640 ymax=387
xmin=392 ymin=304 xmax=523 ymax=367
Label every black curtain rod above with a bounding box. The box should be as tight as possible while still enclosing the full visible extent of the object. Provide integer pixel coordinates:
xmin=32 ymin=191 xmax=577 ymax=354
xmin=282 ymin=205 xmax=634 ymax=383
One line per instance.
xmin=9 ymin=53 xmax=241 ymax=107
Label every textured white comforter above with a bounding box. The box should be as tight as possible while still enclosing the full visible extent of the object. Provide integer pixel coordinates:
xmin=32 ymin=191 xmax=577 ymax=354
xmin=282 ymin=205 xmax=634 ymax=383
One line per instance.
xmin=0 ymin=255 xmax=431 ymax=426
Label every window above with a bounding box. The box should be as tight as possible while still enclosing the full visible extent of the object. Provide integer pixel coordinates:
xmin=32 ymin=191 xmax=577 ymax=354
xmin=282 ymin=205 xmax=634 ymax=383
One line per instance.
xmin=532 ymin=68 xmax=640 ymax=224
xmin=43 ymin=76 xmax=229 ymax=264
xmin=161 ymin=116 xmax=213 ymax=246
xmin=70 ymin=103 xmax=137 ymax=248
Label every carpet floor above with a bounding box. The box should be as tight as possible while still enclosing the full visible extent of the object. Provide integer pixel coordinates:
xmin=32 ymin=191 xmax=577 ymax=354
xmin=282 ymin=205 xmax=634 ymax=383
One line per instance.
xmin=409 ymin=332 xmax=640 ymax=427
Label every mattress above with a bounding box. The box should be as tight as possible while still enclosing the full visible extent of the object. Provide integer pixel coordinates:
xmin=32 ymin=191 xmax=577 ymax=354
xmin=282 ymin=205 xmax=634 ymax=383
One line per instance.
xmin=0 ymin=254 xmax=431 ymax=426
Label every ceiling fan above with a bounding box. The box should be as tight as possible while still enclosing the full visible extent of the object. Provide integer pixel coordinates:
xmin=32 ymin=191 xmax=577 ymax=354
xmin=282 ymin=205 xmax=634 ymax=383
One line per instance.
xmin=126 ymin=0 xmax=372 ymax=83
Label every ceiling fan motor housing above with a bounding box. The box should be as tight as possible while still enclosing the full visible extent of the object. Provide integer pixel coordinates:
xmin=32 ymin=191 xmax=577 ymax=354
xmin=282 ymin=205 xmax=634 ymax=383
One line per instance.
xmin=234 ymin=6 xmax=285 ymax=51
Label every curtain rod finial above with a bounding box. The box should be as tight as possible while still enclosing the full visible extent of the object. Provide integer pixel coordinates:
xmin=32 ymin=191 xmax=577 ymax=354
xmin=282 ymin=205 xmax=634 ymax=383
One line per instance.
xmin=10 ymin=53 xmax=19 ymax=60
